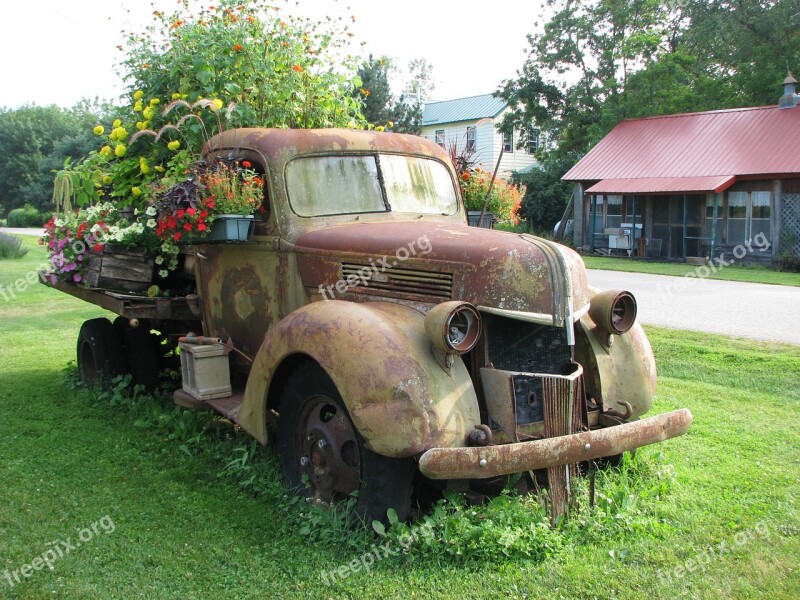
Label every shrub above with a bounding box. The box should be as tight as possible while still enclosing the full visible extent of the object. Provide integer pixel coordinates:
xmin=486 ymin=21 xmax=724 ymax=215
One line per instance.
xmin=7 ymin=205 xmax=46 ymax=228
xmin=0 ymin=233 xmax=29 ymax=259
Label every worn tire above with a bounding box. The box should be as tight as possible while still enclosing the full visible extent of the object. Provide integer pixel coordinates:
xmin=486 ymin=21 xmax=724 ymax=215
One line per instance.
xmin=77 ymin=318 xmax=128 ymax=388
xmin=113 ymin=317 xmax=160 ymax=391
xmin=276 ymin=362 xmax=415 ymax=524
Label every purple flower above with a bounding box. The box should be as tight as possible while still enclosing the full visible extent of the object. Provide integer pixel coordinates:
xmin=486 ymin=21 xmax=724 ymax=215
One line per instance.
xmin=73 ymin=274 xmax=82 ymax=283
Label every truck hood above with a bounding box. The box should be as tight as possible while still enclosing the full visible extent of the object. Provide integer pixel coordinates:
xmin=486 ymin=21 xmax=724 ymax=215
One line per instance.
xmin=295 ymin=221 xmax=590 ymax=327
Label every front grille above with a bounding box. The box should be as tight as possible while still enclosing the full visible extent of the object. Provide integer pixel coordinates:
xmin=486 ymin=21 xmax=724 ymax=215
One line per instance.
xmin=483 ymin=314 xmax=571 ymax=374
xmin=340 ymin=262 xmax=452 ymax=300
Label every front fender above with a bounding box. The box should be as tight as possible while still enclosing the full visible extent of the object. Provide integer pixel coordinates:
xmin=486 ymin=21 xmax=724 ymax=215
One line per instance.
xmin=237 ymin=300 xmax=480 ymax=457
xmin=575 ymin=311 xmax=657 ymax=419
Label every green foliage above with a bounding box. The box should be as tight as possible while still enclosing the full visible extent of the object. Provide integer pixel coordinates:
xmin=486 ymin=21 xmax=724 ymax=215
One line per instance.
xmin=120 ymin=0 xmax=365 ymax=130
xmin=459 ymin=168 xmax=524 ymax=224
xmin=513 ymin=152 xmax=578 ymax=231
xmin=6 ymin=204 xmax=46 ymax=227
xmin=354 ymin=55 xmax=394 ymax=126
xmin=0 ymin=232 xmax=28 ymax=259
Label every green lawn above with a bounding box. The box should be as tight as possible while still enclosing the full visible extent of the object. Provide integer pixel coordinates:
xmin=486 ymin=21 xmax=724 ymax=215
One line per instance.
xmin=1 ymin=235 xmax=798 ymax=599
xmin=582 ymin=255 xmax=800 ymax=287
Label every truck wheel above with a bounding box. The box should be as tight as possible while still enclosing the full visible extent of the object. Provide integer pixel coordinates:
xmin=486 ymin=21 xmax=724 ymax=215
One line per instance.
xmin=77 ymin=318 xmax=128 ymax=388
xmin=277 ymin=363 xmax=415 ymax=524
xmin=113 ymin=317 xmax=160 ymax=391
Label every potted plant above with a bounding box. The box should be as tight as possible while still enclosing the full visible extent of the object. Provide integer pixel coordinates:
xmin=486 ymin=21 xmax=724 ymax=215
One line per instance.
xmin=155 ymin=159 xmax=263 ymax=244
xmin=459 ymin=167 xmax=524 ymax=228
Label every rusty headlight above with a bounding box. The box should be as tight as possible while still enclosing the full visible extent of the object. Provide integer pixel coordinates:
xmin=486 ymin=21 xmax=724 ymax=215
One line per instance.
xmin=589 ymin=290 xmax=637 ymax=335
xmin=425 ymin=301 xmax=482 ymax=354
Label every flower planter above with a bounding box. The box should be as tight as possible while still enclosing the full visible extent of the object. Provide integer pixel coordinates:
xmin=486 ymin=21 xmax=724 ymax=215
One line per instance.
xmin=85 ymin=244 xmax=154 ymax=293
xmin=204 ymin=214 xmax=255 ymax=242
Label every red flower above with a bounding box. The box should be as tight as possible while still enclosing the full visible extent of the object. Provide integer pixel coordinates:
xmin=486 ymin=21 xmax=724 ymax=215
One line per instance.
xmin=183 ymin=222 xmax=193 ymax=231
xmin=242 ymin=160 xmax=252 ymax=168
xmin=187 ymin=207 xmax=196 ymax=216
xmin=199 ymin=210 xmax=209 ymax=218
xmin=93 ymin=243 xmax=103 ymax=252
xmin=176 ymin=209 xmax=185 ymax=218
xmin=173 ymin=232 xmax=182 ymax=241
xmin=197 ymin=223 xmax=207 ymax=232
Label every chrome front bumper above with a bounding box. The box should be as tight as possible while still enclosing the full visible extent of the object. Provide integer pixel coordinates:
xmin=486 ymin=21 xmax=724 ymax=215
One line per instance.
xmin=417 ymin=408 xmax=692 ymax=480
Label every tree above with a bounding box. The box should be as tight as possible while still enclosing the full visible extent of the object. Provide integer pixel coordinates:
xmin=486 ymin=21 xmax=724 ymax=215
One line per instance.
xmin=354 ymin=55 xmax=394 ymax=126
xmin=0 ymin=104 xmax=102 ymax=213
xmin=513 ymin=153 xmax=578 ymax=233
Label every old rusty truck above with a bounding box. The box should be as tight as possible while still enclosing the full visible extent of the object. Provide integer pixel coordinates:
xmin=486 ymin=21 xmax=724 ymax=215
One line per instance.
xmin=51 ymin=128 xmax=692 ymax=522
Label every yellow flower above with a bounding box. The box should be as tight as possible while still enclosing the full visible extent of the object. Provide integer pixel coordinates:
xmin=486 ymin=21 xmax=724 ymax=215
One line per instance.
xmin=102 ymin=175 xmax=112 ymax=184
xmin=171 ymin=92 xmax=182 ymax=100
xmin=142 ymin=107 xmax=156 ymax=120
xmin=93 ymin=125 xmax=105 ymax=135
xmin=133 ymin=90 xmax=144 ymax=100
xmin=154 ymin=166 xmax=165 ymax=173
xmin=100 ymin=145 xmax=112 ymax=156
xmin=139 ymin=158 xmax=150 ymax=174
xmin=149 ymin=98 xmax=160 ymax=106
xmin=113 ymin=119 xmax=122 ymax=127
xmin=114 ymin=143 xmax=127 ymax=157
xmin=142 ymin=120 xmax=151 ymax=129
xmin=134 ymin=100 xmax=143 ymax=112
xmin=212 ymin=98 xmax=223 ymax=110
xmin=375 ymin=125 xmax=385 ymax=132
xmin=136 ymin=121 xmax=145 ymax=130
xmin=167 ymin=140 xmax=180 ymax=151
xmin=110 ymin=126 xmax=128 ymax=141
xmin=131 ymin=186 xmax=142 ymax=196
xmin=387 ymin=121 xmax=394 ymax=128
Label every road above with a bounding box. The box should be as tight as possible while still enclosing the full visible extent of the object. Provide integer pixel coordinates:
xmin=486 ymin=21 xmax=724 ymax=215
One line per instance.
xmin=587 ymin=269 xmax=800 ymax=345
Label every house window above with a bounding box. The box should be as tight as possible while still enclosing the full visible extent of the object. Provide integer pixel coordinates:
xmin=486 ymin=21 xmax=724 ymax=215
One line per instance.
xmin=435 ymin=130 xmax=445 ymax=148
xmin=727 ymin=191 xmax=747 ymax=245
xmin=503 ymin=131 xmax=513 ymax=153
xmin=751 ymin=191 xmax=771 ymax=242
xmin=528 ymin=128 xmax=540 ymax=153
xmin=466 ymin=127 xmax=476 ymax=152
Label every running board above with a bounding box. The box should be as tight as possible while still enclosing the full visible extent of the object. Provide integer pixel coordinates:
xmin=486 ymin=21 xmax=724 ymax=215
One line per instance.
xmin=173 ymin=389 xmax=244 ymax=423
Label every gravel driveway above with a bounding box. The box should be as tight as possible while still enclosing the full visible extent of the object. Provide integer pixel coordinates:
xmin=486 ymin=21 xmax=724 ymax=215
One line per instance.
xmin=587 ymin=269 xmax=800 ymax=345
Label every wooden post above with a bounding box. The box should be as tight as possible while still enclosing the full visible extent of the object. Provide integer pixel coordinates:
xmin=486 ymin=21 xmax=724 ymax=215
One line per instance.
xmin=682 ymin=195 xmax=688 ymax=259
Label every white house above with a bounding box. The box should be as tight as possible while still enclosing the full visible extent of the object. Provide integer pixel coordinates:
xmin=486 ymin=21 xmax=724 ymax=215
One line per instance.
xmin=420 ymin=94 xmax=540 ymax=176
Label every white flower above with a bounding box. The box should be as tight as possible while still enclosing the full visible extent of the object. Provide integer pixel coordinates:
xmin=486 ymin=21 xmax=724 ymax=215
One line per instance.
xmin=147 ymin=219 xmax=156 ymax=228
xmin=146 ymin=206 xmax=157 ymax=217
xmin=54 ymin=217 xmax=65 ymax=227
xmin=158 ymin=270 xmax=169 ymax=278
xmin=161 ymin=242 xmax=172 ymax=253
xmin=154 ymin=255 xmax=164 ymax=265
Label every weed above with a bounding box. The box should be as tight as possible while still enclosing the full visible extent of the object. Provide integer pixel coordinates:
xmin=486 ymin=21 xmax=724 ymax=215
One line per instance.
xmin=0 ymin=232 xmax=29 ymax=259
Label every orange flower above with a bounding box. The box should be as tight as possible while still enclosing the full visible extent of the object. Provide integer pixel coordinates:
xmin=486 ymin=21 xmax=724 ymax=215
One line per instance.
xmin=461 ymin=172 xmax=471 ymax=181
xmin=232 ymin=44 xmax=244 ymax=52
xmin=170 ymin=19 xmax=184 ymax=29
xmin=292 ymin=64 xmax=303 ymax=72
xmin=360 ymin=88 xmax=370 ymax=96
xmin=242 ymin=160 xmax=252 ymax=168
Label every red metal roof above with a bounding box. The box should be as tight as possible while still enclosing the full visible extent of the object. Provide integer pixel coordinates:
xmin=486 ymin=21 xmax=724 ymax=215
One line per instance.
xmin=564 ymin=105 xmax=800 ymax=192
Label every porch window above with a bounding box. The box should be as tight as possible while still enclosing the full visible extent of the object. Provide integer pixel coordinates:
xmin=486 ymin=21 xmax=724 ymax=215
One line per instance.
xmin=466 ymin=126 xmax=476 ymax=152
xmin=606 ymin=195 xmax=622 ymax=229
xmin=751 ymin=191 xmax=771 ymax=241
xmin=503 ymin=131 xmax=513 ymax=153
xmin=727 ymin=191 xmax=747 ymax=244
xmin=435 ymin=130 xmax=445 ymax=148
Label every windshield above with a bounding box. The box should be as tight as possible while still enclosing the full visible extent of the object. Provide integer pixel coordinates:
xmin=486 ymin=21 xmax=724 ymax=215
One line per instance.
xmin=286 ymin=154 xmax=458 ymax=217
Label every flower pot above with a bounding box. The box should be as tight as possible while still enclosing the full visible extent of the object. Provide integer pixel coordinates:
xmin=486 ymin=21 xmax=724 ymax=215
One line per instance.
xmin=205 ymin=214 xmax=255 ymax=242
xmin=85 ymin=244 xmax=154 ymax=292
xmin=467 ymin=211 xmax=495 ymax=229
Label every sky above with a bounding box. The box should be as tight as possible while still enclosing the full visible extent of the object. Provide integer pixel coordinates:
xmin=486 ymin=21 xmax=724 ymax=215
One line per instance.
xmin=0 ymin=0 xmax=547 ymax=109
